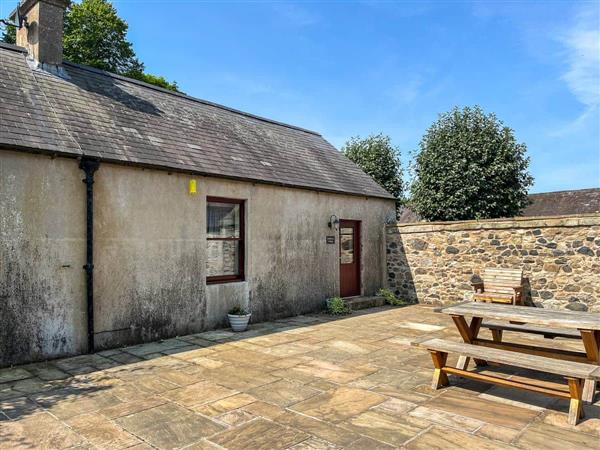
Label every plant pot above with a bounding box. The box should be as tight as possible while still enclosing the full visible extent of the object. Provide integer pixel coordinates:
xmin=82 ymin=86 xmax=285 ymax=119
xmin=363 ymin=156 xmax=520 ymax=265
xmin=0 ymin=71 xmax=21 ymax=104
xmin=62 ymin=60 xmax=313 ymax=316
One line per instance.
xmin=228 ymin=313 xmax=251 ymax=332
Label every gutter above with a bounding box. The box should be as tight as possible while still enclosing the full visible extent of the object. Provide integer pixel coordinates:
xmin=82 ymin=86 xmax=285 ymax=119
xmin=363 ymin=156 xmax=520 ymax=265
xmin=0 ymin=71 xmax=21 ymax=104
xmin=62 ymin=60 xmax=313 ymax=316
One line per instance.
xmin=0 ymin=145 xmax=396 ymax=201
xmin=80 ymin=158 xmax=100 ymax=353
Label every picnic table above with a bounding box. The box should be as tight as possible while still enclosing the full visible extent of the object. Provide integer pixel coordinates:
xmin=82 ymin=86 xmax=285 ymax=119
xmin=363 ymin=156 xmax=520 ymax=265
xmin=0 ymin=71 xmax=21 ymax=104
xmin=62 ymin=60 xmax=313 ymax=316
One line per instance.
xmin=440 ymin=302 xmax=600 ymax=403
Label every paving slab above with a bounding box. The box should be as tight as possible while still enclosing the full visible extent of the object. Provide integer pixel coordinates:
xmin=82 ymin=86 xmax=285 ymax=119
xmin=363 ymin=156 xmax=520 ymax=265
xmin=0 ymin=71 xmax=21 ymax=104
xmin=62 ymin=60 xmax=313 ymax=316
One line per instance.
xmin=340 ymin=410 xmax=430 ymax=446
xmin=290 ymin=387 xmax=386 ymax=423
xmin=116 ymin=403 xmax=225 ymax=449
xmin=208 ymin=418 xmax=310 ymax=450
xmin=424 ymin=389 xmax=539 ymax=430
xmin=217 ymin=409 xmax=256 ymax=426
xmin=1 ymin=305 xmax=598 ymax=449
xmin=66 ymin=412 xmax=141 ymax=448
xmin=247 ymin=379 xmax=321 ymax=407
xmin=406 ymin=425 xmax=515 ymax=449
xmin=514 ymin=422 xmax=600 ymax=450
xmin=0 ymin=412 xmax=86 ymax=449
xmin=0 ymin=368 xmax=32 ymax=384
xmin=160 ymin=380 xmax=237 ymax=407
xmin=274 ymin=411 xmax=362 ymax=447
xmin=0 ymin=396 xmax=40 ymax=419
xmin=289 ymin=437 xmax=337 ymax=449
xmin=193 ymin=393 xmax=257 ymax=417
xmin=99 ymin=395 xmax=167 ymax=419
xmin=23 ymin=363 xmax=70 ymax=381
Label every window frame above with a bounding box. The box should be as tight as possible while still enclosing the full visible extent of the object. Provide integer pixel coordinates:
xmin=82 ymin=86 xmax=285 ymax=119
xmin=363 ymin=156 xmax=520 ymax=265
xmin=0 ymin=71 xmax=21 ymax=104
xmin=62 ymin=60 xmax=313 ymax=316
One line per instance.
xmin=206 ymin=196 xmax=245 ymax=284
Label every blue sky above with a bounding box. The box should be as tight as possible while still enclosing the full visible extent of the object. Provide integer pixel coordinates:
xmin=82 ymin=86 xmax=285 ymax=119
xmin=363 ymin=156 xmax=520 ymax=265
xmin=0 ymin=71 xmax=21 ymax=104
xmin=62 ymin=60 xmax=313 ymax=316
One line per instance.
xmin=3 ymin=1 xmax=599 ymax=192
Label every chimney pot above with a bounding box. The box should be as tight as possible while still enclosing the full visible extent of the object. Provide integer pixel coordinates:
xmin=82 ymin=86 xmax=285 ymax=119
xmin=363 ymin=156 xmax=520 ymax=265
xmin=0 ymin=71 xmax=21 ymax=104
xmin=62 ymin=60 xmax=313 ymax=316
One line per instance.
xmin=11 ymin=0 xmax=70 ymax=66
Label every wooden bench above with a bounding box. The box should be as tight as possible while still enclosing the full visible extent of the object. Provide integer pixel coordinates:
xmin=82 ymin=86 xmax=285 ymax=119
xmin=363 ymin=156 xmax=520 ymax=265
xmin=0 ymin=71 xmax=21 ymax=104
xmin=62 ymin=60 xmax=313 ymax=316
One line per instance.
xmin=472 ymin=268 xmax=524 ymax=305
xmin=482 ymin=321 xmax=581 ymax=341
xmin=413 ymin=338 xmax=600 ymax=425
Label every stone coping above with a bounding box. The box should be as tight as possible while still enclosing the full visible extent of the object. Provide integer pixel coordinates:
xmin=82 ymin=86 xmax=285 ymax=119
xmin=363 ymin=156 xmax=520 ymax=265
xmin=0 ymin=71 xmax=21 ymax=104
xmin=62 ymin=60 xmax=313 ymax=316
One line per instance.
xmin=387 ymin=214 xmax=600 ymax=234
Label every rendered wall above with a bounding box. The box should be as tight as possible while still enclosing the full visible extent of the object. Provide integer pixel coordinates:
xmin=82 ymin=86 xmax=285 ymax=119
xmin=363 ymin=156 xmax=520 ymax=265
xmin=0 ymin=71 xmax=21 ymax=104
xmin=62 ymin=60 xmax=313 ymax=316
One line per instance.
xmin=94 ymin=163 xmax=395 ymax=348
xmin=386 ymin=215 xmax=600 ymax=311
xmin=92 ymin=165 xmax=206 ymax=349
xmin=0 ymin=151 xmax=395 ymax=364
xmin=0 ymin=151 xmax=87 ymax=366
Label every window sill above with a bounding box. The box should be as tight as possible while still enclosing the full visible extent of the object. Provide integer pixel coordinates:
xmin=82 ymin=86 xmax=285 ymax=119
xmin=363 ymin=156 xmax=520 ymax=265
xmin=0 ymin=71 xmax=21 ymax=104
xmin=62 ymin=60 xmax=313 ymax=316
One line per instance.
xmin=206 ymin=277 xmax=246 ymax=285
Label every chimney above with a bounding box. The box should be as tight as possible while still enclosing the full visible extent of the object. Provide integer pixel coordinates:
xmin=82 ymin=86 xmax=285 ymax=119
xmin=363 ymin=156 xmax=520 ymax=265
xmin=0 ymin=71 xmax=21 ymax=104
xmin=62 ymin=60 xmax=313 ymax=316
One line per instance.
xmin=11 ymin=0 xmax=70 ymax=66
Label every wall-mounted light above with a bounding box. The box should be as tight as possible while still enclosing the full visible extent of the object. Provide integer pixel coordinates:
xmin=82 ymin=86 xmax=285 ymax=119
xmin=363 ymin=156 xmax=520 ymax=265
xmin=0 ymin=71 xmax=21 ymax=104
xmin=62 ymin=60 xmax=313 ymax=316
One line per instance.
xmin=328 ymin=214 xmax=339 ymax=231
xmin=189 ymin=179 xmax=197 ymax=195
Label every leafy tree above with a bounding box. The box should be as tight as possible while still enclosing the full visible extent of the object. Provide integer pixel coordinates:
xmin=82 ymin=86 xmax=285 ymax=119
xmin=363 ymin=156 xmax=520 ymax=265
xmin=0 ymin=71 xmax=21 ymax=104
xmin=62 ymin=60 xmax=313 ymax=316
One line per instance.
xmin=410 ymin=105 xmax=533 ymax=221
xmin=63 ymin=0 xmax=141 ymax=73
xmin=342 ymin=134 xmax=403 ymax=202
xmin=63 ymin=0 xmax=178 ymax=91
xmin=125 ymin=71 xmax=179 ymax=92
xmin=1 ymin=24 xmax=16 ymax=44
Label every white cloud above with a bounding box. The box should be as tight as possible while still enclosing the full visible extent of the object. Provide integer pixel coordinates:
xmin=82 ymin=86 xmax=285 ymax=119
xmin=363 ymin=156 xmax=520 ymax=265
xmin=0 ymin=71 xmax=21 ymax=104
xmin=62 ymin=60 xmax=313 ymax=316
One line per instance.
xmin=548 ymin=105 xmax=598 ymax=138
xmin=549 ymin=4 xmax=600 ymax=137
xmin=560 ymin=5 xmax=600 ymax=108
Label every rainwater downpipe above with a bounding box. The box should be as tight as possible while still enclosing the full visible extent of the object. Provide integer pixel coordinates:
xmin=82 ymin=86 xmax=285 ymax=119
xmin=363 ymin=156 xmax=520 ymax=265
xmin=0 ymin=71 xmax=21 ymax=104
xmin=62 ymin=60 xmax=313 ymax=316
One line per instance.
xmin=80 ymin=158 xmax=100 ymax=353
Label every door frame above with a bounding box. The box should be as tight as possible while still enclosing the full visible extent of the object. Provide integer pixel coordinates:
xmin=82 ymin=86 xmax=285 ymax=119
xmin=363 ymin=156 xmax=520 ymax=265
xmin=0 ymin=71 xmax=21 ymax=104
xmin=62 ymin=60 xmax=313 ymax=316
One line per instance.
xmin=339 ymin=219 xmax=361 ymax=298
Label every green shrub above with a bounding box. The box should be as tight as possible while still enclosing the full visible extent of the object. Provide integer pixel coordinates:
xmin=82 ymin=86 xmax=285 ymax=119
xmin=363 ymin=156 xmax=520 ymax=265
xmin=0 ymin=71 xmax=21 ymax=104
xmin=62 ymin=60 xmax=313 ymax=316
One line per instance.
xmin=326 ymin=297 xmax=352 ymax=315
xmin=228 ymin=305 xmax=249 ymax=315
xmin=411 ymin=106 xmax=533 ymax=221
xmin=378 ymin=288 xmax=406 ymax=306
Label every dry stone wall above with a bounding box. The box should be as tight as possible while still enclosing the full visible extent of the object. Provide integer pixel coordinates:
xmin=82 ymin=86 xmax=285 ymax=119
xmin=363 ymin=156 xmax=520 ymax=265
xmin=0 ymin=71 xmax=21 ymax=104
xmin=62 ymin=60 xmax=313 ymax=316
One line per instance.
xmin=386 ymin=215 xmax=600 ymax=311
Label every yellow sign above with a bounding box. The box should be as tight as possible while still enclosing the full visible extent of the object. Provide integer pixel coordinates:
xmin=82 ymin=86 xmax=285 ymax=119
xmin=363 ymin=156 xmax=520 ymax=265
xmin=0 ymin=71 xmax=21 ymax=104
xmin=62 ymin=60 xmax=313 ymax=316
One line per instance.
xmin=189 ymin=179 xmax=197 ymax=195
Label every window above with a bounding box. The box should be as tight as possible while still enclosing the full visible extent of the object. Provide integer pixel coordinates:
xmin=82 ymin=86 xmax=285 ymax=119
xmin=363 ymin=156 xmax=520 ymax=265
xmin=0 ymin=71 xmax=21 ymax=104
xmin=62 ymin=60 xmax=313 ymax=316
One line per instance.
xmin=206 ymin=197 xmax=245 ymax=283
xmin=340 ymin=227 xmax=354 ymax=264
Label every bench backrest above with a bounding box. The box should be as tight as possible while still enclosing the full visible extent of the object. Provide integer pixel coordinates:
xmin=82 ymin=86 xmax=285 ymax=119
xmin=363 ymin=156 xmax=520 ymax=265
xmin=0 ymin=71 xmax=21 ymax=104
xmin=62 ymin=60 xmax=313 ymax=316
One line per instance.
xmin=482 ymin=268 xmax=523 ymax=294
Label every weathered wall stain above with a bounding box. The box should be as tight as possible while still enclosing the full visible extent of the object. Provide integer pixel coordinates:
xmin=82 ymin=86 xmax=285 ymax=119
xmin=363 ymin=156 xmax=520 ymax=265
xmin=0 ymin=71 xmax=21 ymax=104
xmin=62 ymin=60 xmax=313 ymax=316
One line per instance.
xmin=1 ymin=151 xmax=394 ymax=366
xmin=94 ymin=251 xmax=206 ymax=349
xmin=93 ymin=165 xmax=207 ymax=349
xmin=0 ymin=152 xmax=87 ymax=366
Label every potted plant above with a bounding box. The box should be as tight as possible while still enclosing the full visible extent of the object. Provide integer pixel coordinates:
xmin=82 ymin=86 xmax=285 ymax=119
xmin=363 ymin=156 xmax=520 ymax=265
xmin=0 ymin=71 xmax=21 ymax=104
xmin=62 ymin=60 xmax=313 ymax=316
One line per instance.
xmin=227 ymin=305 xmax=251 ymax=332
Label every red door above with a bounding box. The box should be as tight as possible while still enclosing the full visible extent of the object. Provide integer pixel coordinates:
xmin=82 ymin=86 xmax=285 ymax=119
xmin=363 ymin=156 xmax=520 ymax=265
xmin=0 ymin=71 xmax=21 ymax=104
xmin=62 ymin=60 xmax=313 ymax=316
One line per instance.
xmin=339 ymin=220 xmax=361 ymax=297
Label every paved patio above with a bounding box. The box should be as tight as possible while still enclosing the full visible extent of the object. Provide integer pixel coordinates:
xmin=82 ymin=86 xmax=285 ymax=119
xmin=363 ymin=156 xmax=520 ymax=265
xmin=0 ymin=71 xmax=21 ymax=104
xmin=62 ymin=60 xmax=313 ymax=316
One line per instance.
xmin=0 ymin=305 xmax=599 ymax=449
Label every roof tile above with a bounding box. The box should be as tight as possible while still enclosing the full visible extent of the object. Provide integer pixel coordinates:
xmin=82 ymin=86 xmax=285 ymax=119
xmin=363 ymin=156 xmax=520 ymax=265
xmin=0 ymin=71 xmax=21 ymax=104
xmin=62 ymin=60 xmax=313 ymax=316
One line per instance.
xmin=0 ymin=45 xmax=393 ymax=199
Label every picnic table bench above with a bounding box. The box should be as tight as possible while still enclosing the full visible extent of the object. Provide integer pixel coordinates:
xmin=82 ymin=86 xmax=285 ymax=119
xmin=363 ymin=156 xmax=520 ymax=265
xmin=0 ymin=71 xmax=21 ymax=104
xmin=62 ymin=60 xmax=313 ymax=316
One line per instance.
xmin=413 ymin=337 xmax=600 ymax=425
xmin=416 ymin=302 xmax=600 ymax=425
xmin=482 ymin=320 xmax=581 ymax=340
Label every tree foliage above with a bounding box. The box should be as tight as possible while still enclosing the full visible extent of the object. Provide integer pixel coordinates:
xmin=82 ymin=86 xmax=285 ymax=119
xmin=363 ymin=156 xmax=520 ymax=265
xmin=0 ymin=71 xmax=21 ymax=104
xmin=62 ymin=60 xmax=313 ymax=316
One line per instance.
xmin=410 ymin=105 xmax=533 ymax=221
xmin=1 ymin=24 xmax=16 ymax=44
xmin=63 ymin=0 xmax=141 ymax=73
xmin=62 ymin=0 xmax=178 ymax=91
xmin=125 ymin=71 xmax=179 ymax=92
xmin=342 ymin=134 xmax=403 ymax=201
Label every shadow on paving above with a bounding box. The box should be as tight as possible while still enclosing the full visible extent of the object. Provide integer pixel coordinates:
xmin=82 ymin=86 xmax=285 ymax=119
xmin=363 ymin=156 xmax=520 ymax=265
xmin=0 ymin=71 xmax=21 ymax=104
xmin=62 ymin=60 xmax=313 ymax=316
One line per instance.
xmin=0 ymin=307 xmax=394 ymax=422
xmin=0 ymin=304 xmax=599 ymax=449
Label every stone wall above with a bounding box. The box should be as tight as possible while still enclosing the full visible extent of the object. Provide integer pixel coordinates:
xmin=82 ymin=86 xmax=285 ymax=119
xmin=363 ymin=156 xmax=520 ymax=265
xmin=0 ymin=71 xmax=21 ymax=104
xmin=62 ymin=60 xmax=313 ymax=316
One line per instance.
xmin=386 ymin=215 xmax=600 ymax=311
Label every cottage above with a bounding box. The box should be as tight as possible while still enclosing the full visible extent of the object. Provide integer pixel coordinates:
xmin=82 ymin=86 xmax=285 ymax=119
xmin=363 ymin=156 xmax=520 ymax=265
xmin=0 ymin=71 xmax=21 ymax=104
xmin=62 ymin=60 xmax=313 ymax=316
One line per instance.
xmin=0 ymin=0 xmax=395 ymax=366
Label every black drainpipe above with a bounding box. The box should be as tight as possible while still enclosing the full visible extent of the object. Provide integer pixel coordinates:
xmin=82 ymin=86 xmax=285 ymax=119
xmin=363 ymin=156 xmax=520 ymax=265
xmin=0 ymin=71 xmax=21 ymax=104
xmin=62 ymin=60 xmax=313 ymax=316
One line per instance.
xmin=80 ymin=158 xmax=100 ymax=353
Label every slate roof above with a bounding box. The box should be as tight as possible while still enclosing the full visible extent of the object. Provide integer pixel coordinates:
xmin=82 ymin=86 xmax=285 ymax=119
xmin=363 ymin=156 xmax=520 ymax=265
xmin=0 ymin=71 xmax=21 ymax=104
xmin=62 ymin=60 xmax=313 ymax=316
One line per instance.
xmin=0 ymin=43 xmax=394 ymax=200
xmin=525 ymin=188 xmax=600 ymax=217
xmin=398 ymin=188 xmax=600 ymax=223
